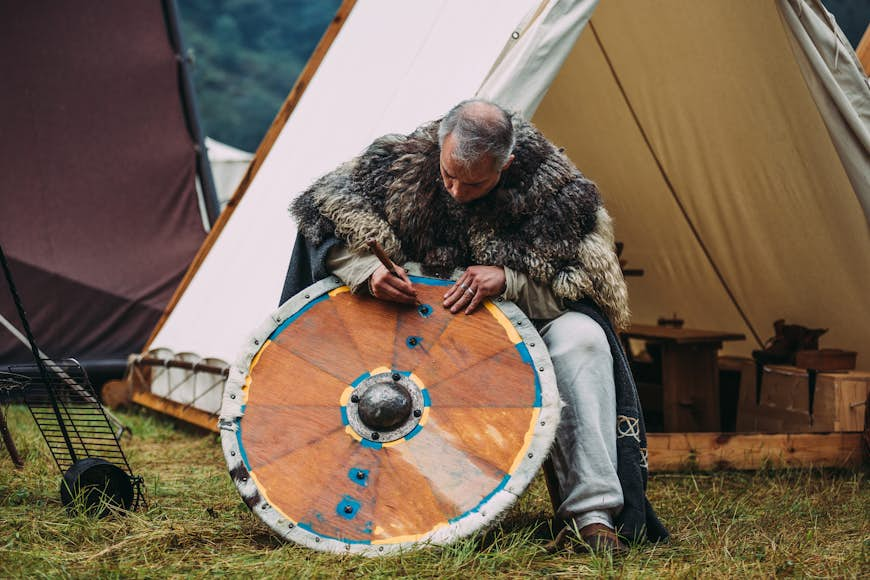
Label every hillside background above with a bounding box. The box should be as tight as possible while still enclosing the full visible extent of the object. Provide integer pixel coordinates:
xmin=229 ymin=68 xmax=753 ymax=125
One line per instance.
xmin=177 ymin=0 xmax=869 ymax=152
xmin=177 ymin=0 xmax=340 ymax=151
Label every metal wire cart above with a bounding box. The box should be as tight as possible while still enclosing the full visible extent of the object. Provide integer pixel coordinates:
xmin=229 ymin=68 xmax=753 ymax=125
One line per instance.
xmin=1 ymin=244 xmax=144 ymax=515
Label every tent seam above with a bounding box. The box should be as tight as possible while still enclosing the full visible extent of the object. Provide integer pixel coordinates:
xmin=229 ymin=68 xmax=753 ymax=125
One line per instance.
xmin=587 ymin=20 xmax=763 ymax=348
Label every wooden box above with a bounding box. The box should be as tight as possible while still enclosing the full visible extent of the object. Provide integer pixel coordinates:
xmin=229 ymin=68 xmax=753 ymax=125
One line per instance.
xmin=736 ymin=362 xmax=869 ymax=433
xmin=795 ymin=349 xmax=857 ymax=372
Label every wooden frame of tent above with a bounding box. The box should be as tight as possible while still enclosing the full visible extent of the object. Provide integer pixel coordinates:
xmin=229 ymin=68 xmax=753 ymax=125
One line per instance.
xmin=131 ymin=0 xmax=868 ymax=471
xmin=857 ymin=23 xmax=870 ymax=74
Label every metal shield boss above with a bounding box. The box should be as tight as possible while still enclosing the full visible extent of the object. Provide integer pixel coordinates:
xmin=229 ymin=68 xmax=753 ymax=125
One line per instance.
xmin=219 ymin=265 xmax=559 ymax=556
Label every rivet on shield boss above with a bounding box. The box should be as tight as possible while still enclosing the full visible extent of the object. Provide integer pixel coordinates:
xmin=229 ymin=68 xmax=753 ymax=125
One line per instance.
xmin=218 ymin=264 xmax=559 ymax=556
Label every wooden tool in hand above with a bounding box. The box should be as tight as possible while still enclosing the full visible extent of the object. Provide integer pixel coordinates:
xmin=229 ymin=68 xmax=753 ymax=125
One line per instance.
xmin=366 ymin=239 xmax=420 ymax=306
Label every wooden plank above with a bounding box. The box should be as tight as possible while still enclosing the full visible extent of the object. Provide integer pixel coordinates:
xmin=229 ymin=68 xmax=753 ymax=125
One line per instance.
xmin=132 ymin=390 xmax=218 ymax=432
xmin=371 ymin=449 xmax=454 ymax=540
xmin=393 ymin=427 xmax=506 ymax=515
xmin=819 ymin=376 xmax=869 ymax=432
xmin=857 ymin=23 xmax=870 ymax=75
xmin=243 ymin=407 xmax=344 ymax=471
xmin=426 ymin=407 xmax=534 ymax=474
xmin=271 ymin=298 xmax=367 ymax=385
xmin=647 ymin=432 xmax=863 ymax=471
xmin=390 ymin=285 xmax=454 ymax=372
xmin=718 ymin=355 xmax=751 ymax=372
xmin=412 ymin=307 xmax=517 ymax=386
xmin=624 ymin=324 xmax=745 ymax=344
xmin=737 ymin=365 xmax=870 ymax=433
xmin=252 ymin=429 xmax=379 ymax=542
xmin=330 ymin=291 xmax=399 ymax=372
xmin=142 ymin=0 xmax=358 ymax=351
xmin=248 ymin=346 xmax=348 ymax=407
xmin=660 ymin=342 xmax=721 ymax=431
xmin=426 ymin=348 xmax=536 ymax=408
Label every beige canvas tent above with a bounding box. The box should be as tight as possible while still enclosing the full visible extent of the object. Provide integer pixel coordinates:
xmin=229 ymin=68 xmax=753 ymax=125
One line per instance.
xmin=132 ymin=0 xmax=869 ymax=459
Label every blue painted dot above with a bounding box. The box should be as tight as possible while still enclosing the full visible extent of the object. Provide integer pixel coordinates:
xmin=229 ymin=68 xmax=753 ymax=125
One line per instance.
xmin=406 ymin=336 xmax=423 ymax=349
xmin=348 ymin=468 xmax=369 ymax=487
xmin=417 ymin=304 xmax=432 ymax=318
xmin=337 ymin=495 xmax=361 ymax=520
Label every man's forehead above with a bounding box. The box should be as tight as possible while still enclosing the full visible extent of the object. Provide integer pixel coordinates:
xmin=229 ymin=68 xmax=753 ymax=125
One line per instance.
xmin=441 ymin=135 xmax=497 ymax=175
xmin=441 ymin=153 xmax=497 ymax=181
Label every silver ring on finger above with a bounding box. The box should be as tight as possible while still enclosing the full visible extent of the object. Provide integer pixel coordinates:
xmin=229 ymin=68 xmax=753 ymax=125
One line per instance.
xmin=464 ymin=287 xmax=475 ymax=296
xmin=459 ymin=282 xmax=469 ymax=290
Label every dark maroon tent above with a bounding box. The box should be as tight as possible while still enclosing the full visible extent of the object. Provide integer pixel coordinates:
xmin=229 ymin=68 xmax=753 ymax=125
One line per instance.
xmin=0 ymin=1 xmax=216 ymax=378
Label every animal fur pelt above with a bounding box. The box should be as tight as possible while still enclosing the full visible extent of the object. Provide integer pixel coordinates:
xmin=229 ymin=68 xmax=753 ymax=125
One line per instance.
xmin=291 ymin=118 xmax=630 ymax=328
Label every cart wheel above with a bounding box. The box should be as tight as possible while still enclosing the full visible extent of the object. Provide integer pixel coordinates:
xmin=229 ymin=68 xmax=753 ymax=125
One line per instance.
xmin=60 ymin=457 xmax=134 ymax=516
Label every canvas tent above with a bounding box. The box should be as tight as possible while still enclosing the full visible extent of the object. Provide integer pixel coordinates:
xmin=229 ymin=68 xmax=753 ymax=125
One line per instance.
xmin=138 ymin=0 xmax=869 ymax=428
xmin=0 ymin=1 xmax=216 ymax=374
xmin=205 ymin=137 xmax=254 ymax=211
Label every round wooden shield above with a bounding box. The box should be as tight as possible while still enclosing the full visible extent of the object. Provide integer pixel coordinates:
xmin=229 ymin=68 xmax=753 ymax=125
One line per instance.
xmin=219 ymin=266 xmax=559 ymax=556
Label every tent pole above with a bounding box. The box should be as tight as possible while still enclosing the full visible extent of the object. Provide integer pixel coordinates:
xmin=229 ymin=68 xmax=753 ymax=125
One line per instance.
xmin=161 ymin=0 xmax=221 ymax=227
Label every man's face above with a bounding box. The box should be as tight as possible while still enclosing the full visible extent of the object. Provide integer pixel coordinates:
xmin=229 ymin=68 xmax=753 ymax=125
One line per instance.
xmin=439 ymin=133 xmax=513 ymax=204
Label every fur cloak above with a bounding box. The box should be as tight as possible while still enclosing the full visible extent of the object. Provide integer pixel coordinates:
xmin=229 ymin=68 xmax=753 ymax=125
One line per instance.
xmin=290 ymin=118 xmax=630 ymax=329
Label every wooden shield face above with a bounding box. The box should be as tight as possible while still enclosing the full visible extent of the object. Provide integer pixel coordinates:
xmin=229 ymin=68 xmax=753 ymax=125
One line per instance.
xmin=219 ymin=270 xmax=559 ymax=556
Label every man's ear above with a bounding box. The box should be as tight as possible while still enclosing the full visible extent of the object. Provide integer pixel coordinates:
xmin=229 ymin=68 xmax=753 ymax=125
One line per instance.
xmin=501 ymin=154 xmax=515 ymax=172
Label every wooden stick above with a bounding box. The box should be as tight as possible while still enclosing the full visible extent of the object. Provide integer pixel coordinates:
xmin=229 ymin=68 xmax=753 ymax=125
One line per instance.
xmin=365 ymin=239 xmax=401 ymax=278
xmin=365 ymin=239 xmax=420 ymax=305
xmin=0 ymin=407 xmax=24 ymax=468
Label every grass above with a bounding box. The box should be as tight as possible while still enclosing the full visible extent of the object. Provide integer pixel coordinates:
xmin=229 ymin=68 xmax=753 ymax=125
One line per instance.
xmin=1 ymin=403 xmax=867 ymax=578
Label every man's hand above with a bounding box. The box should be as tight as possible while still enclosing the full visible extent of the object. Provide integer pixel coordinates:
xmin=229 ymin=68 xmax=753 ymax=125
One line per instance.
xmin=443 ymin=266 xmax=506 ymax=314
xmin=368 ymin=264 xmax=418 ymax=304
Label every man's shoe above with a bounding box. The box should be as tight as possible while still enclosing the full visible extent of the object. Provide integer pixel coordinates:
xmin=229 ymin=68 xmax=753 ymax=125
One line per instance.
xmin=544 ymin=522 xmax=628 ymax=556
xmin=578 ymin=523 xmax=628 ymax=556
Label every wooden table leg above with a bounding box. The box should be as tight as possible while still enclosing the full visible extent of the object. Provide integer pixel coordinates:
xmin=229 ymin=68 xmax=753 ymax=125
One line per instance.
xmin=661 ymin=342 xmax=722 ymax=432
xmin=0 ymin=407 xmax=24 ymax=468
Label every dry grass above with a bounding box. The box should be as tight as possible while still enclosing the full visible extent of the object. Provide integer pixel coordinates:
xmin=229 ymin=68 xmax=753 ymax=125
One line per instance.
xmin=1 ymin=404 xmax=867 ymax=578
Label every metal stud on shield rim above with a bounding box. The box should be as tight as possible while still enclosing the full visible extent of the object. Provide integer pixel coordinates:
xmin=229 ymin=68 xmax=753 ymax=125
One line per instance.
xmin=219 ymin=264 xmax=559 ymax=556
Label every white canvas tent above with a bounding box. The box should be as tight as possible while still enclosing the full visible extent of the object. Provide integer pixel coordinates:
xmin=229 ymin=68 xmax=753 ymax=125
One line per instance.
xmin=138 ymin=0 xmax=869 ymax=429
xmin=205 ymin=137 xmax=254 ymax=210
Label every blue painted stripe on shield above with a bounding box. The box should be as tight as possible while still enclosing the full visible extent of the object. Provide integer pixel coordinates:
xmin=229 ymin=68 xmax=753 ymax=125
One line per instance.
xmin=515 ymin=342 xmax=542 ymax=407
xmin=515 ymin=341 xmax=533 ymax=364
xmin=296 ymin=522 xmax=372 ymax=545
xmin=404 ymin=424 xmax=423 ymax=441
xmin=235 ymin=418 xmax=251 ymax=470
xmin=269 ymin=294 xmax=329 ymax=340
xmin=448 ymin=474 xmax=511 ymax=523
xmin=408 ymin=275 xmax=453 ymax=286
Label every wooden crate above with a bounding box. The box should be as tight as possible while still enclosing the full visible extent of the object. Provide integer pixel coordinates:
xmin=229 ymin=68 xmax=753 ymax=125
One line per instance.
xmin=737 ymin=362 xmax=869 ymax=433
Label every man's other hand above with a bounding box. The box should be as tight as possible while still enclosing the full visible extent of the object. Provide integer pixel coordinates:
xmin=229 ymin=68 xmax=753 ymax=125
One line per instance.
xmin=443 ymin=266 xmax=506 ymax=314
xmin=368 ymin=264 xmax=418 ymax=304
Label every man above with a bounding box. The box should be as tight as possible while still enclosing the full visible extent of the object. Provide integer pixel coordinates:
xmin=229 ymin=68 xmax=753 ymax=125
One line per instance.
xmin=282 ymin=99 xmax=668 ymax=554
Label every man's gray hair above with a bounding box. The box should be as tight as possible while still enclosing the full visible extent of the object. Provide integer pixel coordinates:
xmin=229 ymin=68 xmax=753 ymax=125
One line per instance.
xmin=438 ymin=99 xmax=515 ymax=169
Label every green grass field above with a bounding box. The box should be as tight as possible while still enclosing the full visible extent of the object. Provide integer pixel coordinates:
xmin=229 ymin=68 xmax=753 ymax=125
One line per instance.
xmin=1 ymin=404 xmax=867 ymax=578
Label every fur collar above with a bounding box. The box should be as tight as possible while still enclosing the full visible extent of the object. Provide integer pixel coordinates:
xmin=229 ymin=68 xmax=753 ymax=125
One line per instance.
xmin=291 ymin=118 xmax=629 ymax=328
